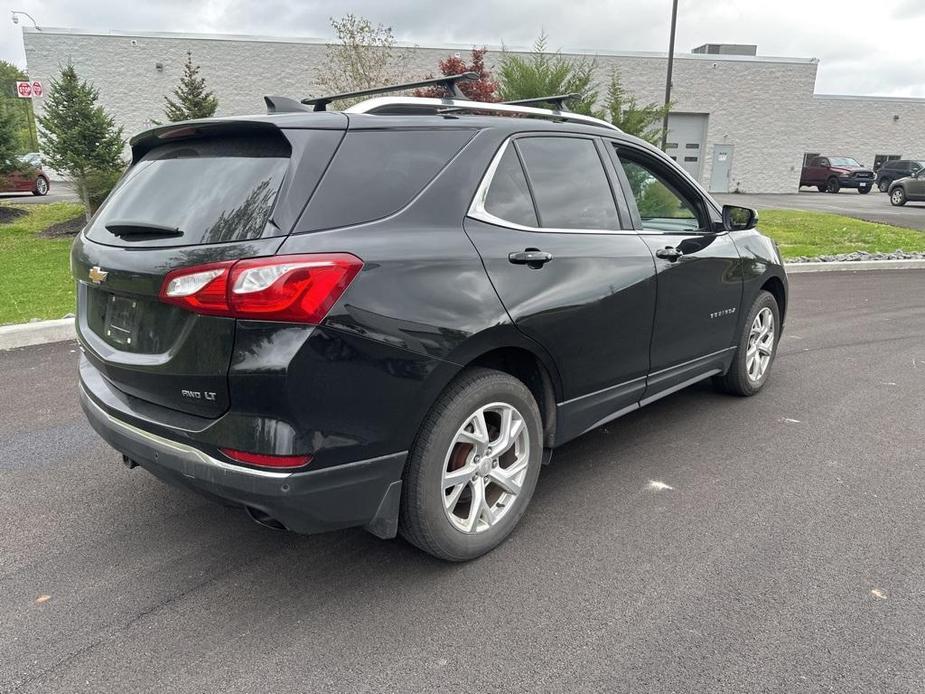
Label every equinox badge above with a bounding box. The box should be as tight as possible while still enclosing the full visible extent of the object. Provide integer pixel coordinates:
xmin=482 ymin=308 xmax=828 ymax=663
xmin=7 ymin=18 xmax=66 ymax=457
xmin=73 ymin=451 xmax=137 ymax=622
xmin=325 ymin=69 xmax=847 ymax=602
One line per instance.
xmin=88 ymin=266 xmax=108 ymax=284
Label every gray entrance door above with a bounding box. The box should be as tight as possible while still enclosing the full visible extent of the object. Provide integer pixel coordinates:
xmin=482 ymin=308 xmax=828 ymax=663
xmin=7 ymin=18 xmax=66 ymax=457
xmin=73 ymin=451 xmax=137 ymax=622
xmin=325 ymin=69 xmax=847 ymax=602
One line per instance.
xmin=710 ymin=144 xmax=734 ymax=193
xmin=665 ymin=113 xmax=708 ymax=182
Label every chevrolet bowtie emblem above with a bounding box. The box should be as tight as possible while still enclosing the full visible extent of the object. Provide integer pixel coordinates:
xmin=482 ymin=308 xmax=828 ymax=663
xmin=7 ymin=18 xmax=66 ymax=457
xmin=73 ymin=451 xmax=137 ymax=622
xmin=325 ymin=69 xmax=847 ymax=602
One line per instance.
xmin=88 ymin=266 xmax=108 ymax=284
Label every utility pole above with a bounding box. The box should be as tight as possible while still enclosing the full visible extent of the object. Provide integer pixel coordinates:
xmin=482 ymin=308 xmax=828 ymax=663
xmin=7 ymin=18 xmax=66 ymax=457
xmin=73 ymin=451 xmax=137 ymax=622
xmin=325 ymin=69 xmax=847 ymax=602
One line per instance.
xmin=660 ymin=0 xmax=679 ymax=150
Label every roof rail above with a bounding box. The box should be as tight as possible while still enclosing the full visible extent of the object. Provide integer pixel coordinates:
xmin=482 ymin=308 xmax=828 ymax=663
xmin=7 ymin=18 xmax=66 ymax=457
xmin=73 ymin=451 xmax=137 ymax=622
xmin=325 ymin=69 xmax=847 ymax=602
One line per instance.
xmin=345 ymin=96 xmax=621 ymax=132
xmin=301 ymin=72 xmax=478 ymax=111
xmin=501 ymin=93 xmax=581 ymax=111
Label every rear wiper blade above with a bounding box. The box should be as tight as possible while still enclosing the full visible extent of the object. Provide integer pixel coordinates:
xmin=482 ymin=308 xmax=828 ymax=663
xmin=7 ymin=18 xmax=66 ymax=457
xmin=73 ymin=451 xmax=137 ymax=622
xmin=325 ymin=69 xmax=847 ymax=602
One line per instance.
xmin=105 ymin=221 xmax=183 ymax=238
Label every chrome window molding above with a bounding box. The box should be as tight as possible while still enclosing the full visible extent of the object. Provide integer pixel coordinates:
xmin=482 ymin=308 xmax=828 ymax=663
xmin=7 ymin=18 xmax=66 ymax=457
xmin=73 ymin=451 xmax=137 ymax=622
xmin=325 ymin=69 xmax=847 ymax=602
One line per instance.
xmin=466 ymin=139 xmax=636 ymax=236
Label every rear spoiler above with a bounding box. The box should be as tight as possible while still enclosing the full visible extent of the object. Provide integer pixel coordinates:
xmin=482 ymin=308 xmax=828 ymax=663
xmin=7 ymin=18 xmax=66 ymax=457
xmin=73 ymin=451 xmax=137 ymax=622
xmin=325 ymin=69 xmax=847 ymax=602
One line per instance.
xmin=129 ymin=114 xmax=347 ymax=163
xmin=129 ymin=120 xmax=281 ymax=163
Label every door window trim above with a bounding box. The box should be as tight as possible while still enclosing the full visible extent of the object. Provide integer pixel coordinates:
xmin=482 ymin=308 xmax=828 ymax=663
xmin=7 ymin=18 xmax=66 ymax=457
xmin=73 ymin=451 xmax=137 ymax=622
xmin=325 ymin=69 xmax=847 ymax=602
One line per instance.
xmin=468 ymin=134 xmax=636 ymax=235
xmin=607 ymin=141 xmax=719 ymax=236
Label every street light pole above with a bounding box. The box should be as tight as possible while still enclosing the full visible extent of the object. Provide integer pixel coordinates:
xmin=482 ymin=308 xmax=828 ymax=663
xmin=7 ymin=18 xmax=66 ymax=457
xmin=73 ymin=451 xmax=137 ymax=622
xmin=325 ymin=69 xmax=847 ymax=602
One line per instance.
xmin=660 ymin=0 xmax=679 ymax=150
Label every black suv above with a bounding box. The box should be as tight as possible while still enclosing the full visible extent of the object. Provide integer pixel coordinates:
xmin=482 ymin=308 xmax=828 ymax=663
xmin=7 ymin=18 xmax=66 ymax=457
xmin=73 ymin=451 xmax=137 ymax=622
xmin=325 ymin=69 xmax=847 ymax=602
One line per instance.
xmin=74 ymin=76 xmax=788 ymax=561
xmin=877 ymin=160 xmax=925 ymax=192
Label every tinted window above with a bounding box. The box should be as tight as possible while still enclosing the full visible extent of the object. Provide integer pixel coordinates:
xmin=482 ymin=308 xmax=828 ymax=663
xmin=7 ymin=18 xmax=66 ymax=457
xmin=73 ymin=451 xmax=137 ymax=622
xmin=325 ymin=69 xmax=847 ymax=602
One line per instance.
xmin=517 ymin=137 xmax=619 ymax=230
xmin=86 ymin=135 xmax=290 ymax=248
xmin=616 ymin=151 xmax=703 ymax=232
xmin=483 ymin=146 xmax=538 ymax=227
xmin=302 ymin=129 xmax=474 ymax=231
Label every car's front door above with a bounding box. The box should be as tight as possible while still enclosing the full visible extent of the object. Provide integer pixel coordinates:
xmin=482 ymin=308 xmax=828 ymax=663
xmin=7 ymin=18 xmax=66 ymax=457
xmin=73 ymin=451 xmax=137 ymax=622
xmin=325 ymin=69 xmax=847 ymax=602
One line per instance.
xmin=906 ymin=169 xmax=925 ymax=200
xmin=609 ymin=143 xmax=742 ymax=399
xmin=465 ymin=134 xmax=657 ymax=440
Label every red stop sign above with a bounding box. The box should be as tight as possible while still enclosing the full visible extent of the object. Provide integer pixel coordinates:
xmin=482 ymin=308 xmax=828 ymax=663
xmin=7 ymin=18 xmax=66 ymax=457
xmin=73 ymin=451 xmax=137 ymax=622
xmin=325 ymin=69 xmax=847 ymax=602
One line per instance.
xmin=31 ymin=81 xmax=43 ymax=98
xmin=16 ymin=81 xmax=31 ymax=98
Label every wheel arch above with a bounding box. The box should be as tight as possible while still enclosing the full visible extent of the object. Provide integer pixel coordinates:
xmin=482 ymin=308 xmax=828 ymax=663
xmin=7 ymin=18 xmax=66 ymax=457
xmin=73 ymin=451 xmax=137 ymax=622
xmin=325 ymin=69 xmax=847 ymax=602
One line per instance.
xmin=760 ymin=274 xmax=787 ymax=326
xmin=422 ymin=327 xmax=563 ymax=450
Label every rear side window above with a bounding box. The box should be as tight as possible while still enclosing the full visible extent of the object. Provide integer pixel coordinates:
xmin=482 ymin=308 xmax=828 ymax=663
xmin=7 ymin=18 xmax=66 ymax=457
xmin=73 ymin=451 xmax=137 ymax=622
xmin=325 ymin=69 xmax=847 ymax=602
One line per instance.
xmin=86 ymin=134 xmax=290 ymax=247
xmin=300 ymin=129 xmax=474 ymax=231
xmin=483 ymin=146 xmax=538 ymax=227
xmin=516 ymin=137 xmax=620 ymax=230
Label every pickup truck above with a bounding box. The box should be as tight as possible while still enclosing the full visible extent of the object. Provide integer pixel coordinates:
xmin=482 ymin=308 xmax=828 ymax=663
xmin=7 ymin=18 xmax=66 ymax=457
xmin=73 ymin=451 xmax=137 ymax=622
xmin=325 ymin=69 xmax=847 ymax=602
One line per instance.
xmin=800 ymin=156 xmax=875 ymax=194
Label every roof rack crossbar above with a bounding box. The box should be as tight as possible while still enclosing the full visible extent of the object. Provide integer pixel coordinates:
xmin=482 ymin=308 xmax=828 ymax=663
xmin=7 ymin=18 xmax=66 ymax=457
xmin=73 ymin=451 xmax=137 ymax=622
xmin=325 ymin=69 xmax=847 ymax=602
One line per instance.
xmin=344 ymin=96 xmax=622 ymax=132
xmin=501 ymin=93 xmax=581 ymax=111
xmin=301 ymin=72 xmax=478 ymax=111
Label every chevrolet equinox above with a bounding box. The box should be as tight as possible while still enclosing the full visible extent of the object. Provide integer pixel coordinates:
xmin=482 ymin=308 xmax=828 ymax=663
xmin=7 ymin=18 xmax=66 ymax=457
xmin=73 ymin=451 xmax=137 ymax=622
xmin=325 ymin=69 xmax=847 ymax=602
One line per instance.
xmin=74 ymin=76 xmax=788 ymax=561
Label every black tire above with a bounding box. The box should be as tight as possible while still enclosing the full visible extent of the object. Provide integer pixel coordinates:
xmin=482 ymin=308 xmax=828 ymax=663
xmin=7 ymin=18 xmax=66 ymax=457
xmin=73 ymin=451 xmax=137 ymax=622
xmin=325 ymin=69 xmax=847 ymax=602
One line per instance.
xmin=32 ymin=176 xmax=48 ymax=196
xmin=399 ymin=367 xmax=543 ymax=561
xmin=878 ymin=178 xmax=890 ymax=193
xmin=825 ymin=177 xmax=840 ymax=194
xmin=713 ymin=291 xmax=780 ymax=397
xmin=858 ymin=186 xmax=871 ymax=194
xmin=890 ymin=187 xmax=907 ymax=206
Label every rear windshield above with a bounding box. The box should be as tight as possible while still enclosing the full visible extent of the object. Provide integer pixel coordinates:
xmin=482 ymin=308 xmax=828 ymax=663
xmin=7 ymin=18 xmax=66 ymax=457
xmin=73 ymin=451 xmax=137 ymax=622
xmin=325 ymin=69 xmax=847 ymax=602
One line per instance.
xmin=86 ymin=134 xmax=290 ymax=247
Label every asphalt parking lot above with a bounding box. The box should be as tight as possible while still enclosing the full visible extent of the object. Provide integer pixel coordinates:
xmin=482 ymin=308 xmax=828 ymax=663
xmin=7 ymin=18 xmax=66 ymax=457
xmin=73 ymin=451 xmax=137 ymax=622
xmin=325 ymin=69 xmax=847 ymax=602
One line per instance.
xmin=2 ymin=269 xmax=924 ymax=693
xmin=715 ymin=190 xmax=925 ymax=231
xmin=0 ymin=182 xmax=78 ymax=206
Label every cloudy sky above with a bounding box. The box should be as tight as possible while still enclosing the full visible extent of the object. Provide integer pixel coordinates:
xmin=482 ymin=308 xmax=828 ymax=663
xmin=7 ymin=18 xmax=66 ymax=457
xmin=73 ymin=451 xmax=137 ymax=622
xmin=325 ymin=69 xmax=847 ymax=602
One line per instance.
xmin=4 ymin=0 xmax=925 ymax=96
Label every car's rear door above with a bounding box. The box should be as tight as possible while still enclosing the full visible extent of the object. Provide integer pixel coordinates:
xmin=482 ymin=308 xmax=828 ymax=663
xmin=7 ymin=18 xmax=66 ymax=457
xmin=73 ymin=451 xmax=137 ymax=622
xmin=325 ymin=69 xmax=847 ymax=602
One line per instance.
xmin=465 ymin=133 xmax=656 ymax=440
xmin=608 ymin=142 xmax=742 ymax=399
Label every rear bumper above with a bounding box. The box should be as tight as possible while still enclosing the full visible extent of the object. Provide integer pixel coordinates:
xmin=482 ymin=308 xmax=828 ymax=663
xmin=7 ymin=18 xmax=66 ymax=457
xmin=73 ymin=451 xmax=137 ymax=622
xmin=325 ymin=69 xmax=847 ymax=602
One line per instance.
xmin=79 ymin=384 xmax=406 ymax=538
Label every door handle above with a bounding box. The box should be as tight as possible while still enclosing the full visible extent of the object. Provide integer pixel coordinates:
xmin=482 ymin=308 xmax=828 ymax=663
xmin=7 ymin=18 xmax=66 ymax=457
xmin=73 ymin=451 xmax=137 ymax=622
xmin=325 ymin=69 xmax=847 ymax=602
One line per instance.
xmin=508 ymin=249 xmax=553 ymax=268
xmin=655 ymin=246 xmax=684 ymax=262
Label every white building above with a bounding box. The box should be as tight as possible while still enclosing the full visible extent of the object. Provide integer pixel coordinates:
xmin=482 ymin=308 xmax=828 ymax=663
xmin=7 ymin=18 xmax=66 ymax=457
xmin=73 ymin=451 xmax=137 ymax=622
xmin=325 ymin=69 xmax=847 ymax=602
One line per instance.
xmin=21 ymin=26 xmax=925 ymax=193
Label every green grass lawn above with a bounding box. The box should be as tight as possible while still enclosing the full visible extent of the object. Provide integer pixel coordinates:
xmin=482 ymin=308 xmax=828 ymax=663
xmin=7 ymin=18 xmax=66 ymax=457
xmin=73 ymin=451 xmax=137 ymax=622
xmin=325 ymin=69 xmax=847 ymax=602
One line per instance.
xmin=0 ymin=203 xmax=84 ymax=325
xmin=758 ymin=209 xmax=925 ymax=258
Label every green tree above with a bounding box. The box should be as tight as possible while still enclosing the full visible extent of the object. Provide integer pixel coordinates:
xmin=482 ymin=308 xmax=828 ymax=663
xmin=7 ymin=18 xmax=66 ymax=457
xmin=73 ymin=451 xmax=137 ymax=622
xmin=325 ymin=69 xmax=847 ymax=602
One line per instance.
xmin=0 ymin=107 xmax=19 ymax=171
xmin=313 ymin=14 xmax=410 ymax=108
xmin=164 ymin=51 xmax=218 ymax=121
xmin=0 ymin=60 xmax=37 ymax=151
xmin=603 ymin=69 xmax=669 ymax=146
xmin=37 ymin=64 xmax=125 ymax=220
xmin=495 ymin=34 xmax=670 ymax=145
xmin=496 ymin=32 xmax=598 ymax=115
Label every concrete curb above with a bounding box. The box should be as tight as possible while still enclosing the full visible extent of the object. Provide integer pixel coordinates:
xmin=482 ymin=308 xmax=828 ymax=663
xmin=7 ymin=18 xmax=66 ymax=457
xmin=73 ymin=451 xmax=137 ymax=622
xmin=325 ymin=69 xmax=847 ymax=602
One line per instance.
xmin=785 ymin=259 xmax=925 ymax=273
xmin=0 ymin=318 xmax=76 ymax=351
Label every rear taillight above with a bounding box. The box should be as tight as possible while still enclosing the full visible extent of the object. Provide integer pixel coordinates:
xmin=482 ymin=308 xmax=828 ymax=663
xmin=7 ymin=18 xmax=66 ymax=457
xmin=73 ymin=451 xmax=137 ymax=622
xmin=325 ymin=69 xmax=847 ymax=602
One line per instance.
xmin=220 ymin=448 xmax=312 ymax=470
xmin=159 ymin=253 xmax=363 ymax=323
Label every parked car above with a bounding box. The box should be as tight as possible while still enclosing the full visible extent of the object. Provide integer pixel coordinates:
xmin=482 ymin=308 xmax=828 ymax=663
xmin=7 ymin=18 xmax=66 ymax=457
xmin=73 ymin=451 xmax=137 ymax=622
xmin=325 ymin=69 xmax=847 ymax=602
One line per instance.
xmin=0 ymin=154 xmax=49 ymax=196
xmin=800 ymin=156 xmax=875 ymax=193
xmin=73 ymin=79 xmax=788 ymax=561
xmin=888 ymin=168 xmax=925 ymax=206
xmin=877 ymin=159 xmax=925 ymax=192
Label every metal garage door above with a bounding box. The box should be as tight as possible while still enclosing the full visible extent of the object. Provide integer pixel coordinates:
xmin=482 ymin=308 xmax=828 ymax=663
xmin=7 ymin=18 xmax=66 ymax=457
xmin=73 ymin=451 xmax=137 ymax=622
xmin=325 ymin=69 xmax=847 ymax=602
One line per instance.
xmin=665 ymin=113 xmax=708 ymax=182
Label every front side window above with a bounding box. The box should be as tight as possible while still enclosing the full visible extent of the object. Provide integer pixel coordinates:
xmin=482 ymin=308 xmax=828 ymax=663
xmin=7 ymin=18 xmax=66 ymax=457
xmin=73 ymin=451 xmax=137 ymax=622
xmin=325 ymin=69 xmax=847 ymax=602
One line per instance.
xmin=516 ymin=137 xmax=620 ymax=230
xmin=482 ymin=146 xmax=538 ymax=227
xmin=616 ymin=151 xmax=703 ymax=232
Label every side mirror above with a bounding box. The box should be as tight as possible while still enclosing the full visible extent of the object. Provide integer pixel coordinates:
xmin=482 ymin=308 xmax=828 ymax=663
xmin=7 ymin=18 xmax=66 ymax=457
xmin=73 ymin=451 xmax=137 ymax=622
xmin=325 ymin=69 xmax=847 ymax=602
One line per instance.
xmin=722 ymin=204 xmax=758 ymax=231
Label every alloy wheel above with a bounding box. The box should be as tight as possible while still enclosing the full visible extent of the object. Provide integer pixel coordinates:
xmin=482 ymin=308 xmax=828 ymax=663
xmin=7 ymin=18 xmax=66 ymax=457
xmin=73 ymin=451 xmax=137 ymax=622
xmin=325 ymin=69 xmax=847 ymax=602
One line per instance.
xmin=746 ymin=307 xmax=774 ymax=382
xmin=441 ymin=402 xmax=530 ymax=534
xmin=36 ymin=177 xmax=47 ymax=194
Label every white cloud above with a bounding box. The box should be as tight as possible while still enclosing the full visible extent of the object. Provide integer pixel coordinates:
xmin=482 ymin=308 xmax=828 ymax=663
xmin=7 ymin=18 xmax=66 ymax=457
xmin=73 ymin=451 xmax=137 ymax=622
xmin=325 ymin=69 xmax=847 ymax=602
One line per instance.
xmin=3 ymin=0 xmax=925 ymax=97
